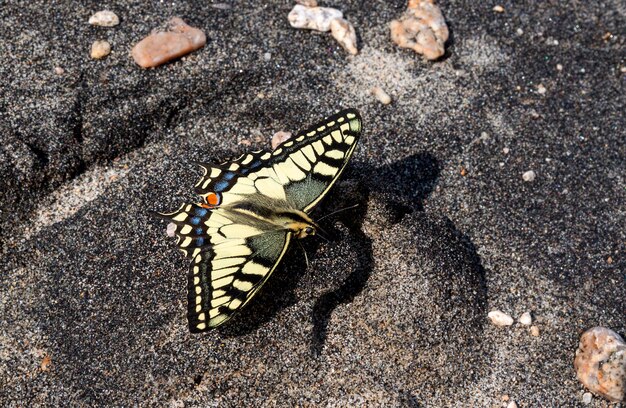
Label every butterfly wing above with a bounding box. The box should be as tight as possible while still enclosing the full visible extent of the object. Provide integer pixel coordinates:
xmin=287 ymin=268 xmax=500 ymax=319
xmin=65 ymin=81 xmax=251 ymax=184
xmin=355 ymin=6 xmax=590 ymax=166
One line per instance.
xmin=194 ymin=109 xmax=362 ymax=212
xmin=160 ymin=203 xmax=292 ymax=331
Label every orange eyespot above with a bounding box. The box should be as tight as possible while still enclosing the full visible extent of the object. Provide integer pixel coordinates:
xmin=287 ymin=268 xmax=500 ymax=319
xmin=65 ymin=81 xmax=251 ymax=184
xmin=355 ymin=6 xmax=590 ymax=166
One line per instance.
xmin=206 ymin=192 xmax=221 ymax=206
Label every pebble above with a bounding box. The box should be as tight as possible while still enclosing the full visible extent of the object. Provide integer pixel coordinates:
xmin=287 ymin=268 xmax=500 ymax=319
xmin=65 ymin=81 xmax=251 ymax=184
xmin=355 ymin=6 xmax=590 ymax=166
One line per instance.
xmin=522 ymin=170 xmax=536 ymax=182
xmin=493 ymin=5 xmax=505 ymax=12
xmin=271 ymin=131 xmax=292 ymax=150
xmin=519 ymin=312 xmax=532 ymax=325
xmin=530 ymin=326 xmax=540 ymax=337
xmin=390 ymin=0 xmax=449 ymax=60
xmin=166 ymin=223 xmax=176 ymax=237
xmin=503 ymin=147 xmax=510 ymax=154
xmin=131 ymin=17 xmax=206 ymax=68
xmin=330 ymin=18 xmax=358 ymax=55
xmin=288 ymin=4 xmax=343 ymax=32
xmin=556 ymin=63 xmax=563 ymax=71
xmin=263 ymin=52 xmax=272 ymax=61
xmin=582 ymin=392 xmax=593 ymax=404
xmin=537 ymin=84 xmax=547 ymax=94
xmin=90 ymin=40 xmax=111 ymax=59
xmin=371 ymin=86 xmax=392 ymax=105
xmin=89 ymin=10 xmax=119 ymax=27
xmin=488 ymin=310 xmax=514 ymax=326
xmin=574 ymin=327 xmax=626 ymax=402
xmin=54 ymin=66 xmax=64 ymax=75
xmin=506 ymin=401 xmax=518 ymax=408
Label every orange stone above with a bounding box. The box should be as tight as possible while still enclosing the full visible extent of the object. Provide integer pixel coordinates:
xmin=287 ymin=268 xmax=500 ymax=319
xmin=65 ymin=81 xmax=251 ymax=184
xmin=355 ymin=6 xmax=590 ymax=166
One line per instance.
xmin=131 ymin=17 xmax=206 ymax=68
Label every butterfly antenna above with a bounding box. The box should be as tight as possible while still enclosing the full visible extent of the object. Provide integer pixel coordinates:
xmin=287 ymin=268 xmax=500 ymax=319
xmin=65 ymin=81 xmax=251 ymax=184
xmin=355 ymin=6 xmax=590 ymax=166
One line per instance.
xmin=315 ymin=226 xmax=331 ymax=243
xmin=298 ymin=240 xmax=310 ymax=268
xmin=316 ymin=203 xmax=360 ymax=223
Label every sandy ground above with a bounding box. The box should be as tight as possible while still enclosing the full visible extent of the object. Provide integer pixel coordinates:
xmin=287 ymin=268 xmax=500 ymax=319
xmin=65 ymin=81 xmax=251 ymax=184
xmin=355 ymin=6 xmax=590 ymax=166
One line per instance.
xmin=1 ymin=1 xmax=624 ymax=406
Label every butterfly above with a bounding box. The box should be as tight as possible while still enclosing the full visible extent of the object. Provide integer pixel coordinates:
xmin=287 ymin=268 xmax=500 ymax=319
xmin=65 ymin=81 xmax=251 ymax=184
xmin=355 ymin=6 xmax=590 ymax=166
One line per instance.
xmin=156 ymin=109 xmax=362 ymax=332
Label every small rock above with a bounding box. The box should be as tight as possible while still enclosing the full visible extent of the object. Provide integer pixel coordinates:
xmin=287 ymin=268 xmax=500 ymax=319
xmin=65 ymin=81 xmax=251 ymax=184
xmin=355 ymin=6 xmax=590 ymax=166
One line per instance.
xmin=519 ymin=312 xmax=532 ymax=325
xmin=89 ymin=10 xmax=120 ymax=27
xmin=516 ymin=28 xmax=523 ymax=35
xmin=503 ymin=147 xmax=510 ymax=154
xmin=522 ymin=170 xmax=536 ymax=182
xmin=537 ymin=84 xmax=547 ymax=94
xmin=488 ymin=310 xmax=514 ymax=326
xmin=556 ymin=63 xmax=563 ymax=71
xmin=574 ymin=327 xmax=626 ymax=402
xmin=330 ymin=18 xmax=358 ymax=55
xmin=493 ymin=5 xmax=505 ymax=13
xmin=271 ymin=131 xmax=292 ymax=150
xmin=371 ymin=86 xmax=392 ymax=105
xmin=506 ymin=401 xmax=518 ymax=408
xmin=263 ymin=52 xmax=272 ymax=61
xmin=40 ymin=354 xmax=52 ymax=371
xmin=288 ymin=4 xmax=343 ymax=32
xmin=90 ymin=40 xmax=111 ymax=59
xmin=132 ymin=17 xmax=206 ymax=68
xmin=166 ymin=223 xmax=176 ymax=237
xmin=296 ymin=0 xmax=318 ymax=6
xmin=530 ymin=325 xmax=540 ymax=337
xmin=390 ymin=0 xmax=449 ymax=60
xmin=53 ymin=66 xmax=64 ymax=75
xmin=582 ymin=392 xmax=593 ymax=404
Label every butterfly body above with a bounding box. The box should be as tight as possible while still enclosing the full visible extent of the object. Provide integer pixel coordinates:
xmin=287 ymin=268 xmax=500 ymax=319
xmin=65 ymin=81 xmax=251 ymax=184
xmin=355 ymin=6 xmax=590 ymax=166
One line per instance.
xmin=157 ymin=109 xmax=361 ymax=332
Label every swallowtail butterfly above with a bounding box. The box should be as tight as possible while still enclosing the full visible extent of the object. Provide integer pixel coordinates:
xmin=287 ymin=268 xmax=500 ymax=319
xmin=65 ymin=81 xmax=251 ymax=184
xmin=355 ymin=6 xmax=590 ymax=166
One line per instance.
xmin=156 ymin=109 xmax=362 ymax=332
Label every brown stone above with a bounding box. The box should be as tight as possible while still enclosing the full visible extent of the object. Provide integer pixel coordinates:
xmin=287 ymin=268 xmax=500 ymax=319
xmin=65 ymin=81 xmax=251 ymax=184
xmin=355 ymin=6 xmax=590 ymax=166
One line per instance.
xmin=574 ymin=327 xmax=626 ymax=402
xmin=131 ymin=17 xmax=206 ymax=68
xmin=390 ymin=0 xmax=449 ymax=60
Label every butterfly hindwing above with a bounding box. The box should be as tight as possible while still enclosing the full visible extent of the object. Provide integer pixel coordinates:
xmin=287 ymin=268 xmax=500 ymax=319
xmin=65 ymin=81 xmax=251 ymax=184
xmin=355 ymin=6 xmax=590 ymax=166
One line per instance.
xmin=160 ymin=202 xmax=293 ymax=332
xmin=187 ymin=226 xmax=292 ymax=332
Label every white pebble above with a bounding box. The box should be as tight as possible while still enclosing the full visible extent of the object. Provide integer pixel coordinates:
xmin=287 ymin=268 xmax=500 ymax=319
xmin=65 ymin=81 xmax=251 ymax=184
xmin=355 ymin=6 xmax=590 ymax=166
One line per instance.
xmin=288 ymin=4 xmax=343 ymax=32
xmin=88 ymin=10 xmax=120 ymax=27
xmin=54 ymin=66 xmax=64 ymax=75
xmin=530 ymin=325 xmax=540 ymax=337
xmin=519 ymin=312 xmax=532 ymax=325
xmin=582 ymin=392 xmax=592 ymax=404
xmin=263 ymin=52 xmax=272 ymax=61
xmin=557 ymin=64 xmax=563 ymax=71
xmin=271 ymin=131 xmax=292 ymax=150
xmin=507 ymin=401 xmax=518 ymax=408
xmin=330 ymin=17 xmax=358 ymax=55
xmin=503 ymin=147 xmax=510 ymax=154
xmin=371 ymin=86 xmax=392 ymax=105
xmin=493 ymin=5 xmax=505 ymax=13
xmin=516 ymin=28 xmax=523 ymax=35
xmin=537 ymin=84 xmax=547 ymax=94
xmin=522 ymin=170 xmax=536 ymax=182
xmin=166 ymin=223 xmax=176 ymax=237
xmin=488 ymin=310 xmax=514 ymax=326
xmin=90 ymin=40 xmax=111 ymax=59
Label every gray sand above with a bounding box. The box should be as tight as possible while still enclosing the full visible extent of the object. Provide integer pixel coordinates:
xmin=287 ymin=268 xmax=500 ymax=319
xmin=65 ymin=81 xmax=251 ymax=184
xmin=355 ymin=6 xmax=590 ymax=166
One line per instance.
xmin=1 ymin=1 xmax=624 ymax=406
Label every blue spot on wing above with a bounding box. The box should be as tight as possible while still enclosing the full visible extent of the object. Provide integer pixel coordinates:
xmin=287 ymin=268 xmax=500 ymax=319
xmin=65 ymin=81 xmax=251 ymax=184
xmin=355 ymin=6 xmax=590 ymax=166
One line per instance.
xmin=190 ymin=216 xmax=201 ymax=225
xmin=196 ymin=237 xmax=205 ymax=247
xmin=223 ymin=172 xmax=235 ymax=180
xmin=195 ymin=227 xmax=204 ymax=235
xmin=194 ymin=208 xmax=208 ymax=217
xmin=214 ymin=180 xmax=229 ymax=192
xmin=250 ymin=160 xmax=261 ymax=169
